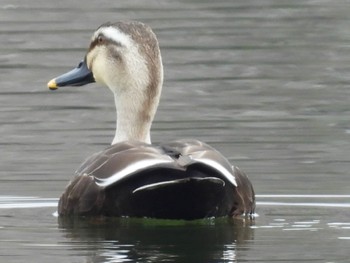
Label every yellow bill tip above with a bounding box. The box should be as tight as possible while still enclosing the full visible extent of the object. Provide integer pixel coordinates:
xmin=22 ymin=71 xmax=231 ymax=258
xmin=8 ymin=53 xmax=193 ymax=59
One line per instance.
xmin=47 ymin=79 xmax=58 ymax=90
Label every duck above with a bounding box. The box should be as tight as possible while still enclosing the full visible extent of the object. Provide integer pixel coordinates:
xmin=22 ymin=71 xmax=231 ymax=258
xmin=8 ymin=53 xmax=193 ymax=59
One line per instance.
xmin=47 ymin=21 xmax=255 ymax=220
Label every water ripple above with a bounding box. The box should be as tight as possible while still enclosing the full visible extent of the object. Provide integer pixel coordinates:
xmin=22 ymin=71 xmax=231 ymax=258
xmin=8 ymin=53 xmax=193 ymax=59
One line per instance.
xmin=1 ymin=195 xmax=350 ymax=209
xmin=0 ymin=196 xmax=58 ymax=209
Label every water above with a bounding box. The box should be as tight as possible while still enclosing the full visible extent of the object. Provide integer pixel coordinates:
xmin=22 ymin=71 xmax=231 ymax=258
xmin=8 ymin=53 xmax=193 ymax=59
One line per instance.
xmin=1 ymin=0 xmax=350 ymax=262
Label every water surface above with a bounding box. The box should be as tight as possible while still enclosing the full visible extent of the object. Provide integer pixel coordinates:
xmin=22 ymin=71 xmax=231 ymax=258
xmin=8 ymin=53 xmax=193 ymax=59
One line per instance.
xmin=1 ymin=0 xmax=350 ymax=262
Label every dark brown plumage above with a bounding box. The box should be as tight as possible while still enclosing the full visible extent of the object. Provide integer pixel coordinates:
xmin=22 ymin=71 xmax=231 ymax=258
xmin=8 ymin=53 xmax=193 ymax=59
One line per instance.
xmin=58 ymin=140 xmax=255 ymax=219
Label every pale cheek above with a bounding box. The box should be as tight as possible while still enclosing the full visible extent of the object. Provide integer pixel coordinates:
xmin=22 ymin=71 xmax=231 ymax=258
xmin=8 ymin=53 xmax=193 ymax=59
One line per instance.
xmin=86 ymin=47 xmax=106 ymax=85
xmin=93 ymin=57 xmax=106 ymax=84
xmin=86 ymin=51 xmax=94 ymax=71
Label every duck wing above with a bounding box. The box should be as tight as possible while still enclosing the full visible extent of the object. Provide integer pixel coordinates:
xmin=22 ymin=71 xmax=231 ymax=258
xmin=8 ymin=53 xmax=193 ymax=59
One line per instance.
xmin=58 ymin=140 xmax=255 ymax=218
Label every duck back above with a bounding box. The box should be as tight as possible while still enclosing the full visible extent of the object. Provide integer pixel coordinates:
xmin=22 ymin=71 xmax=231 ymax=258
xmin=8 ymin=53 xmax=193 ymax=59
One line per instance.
xmin=58 ymin=139 xmax=255 ymax=219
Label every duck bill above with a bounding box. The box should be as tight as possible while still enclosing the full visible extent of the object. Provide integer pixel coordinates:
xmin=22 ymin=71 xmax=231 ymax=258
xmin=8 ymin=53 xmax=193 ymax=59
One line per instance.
xmin=47 ymin=58 xmax=95 ymax=90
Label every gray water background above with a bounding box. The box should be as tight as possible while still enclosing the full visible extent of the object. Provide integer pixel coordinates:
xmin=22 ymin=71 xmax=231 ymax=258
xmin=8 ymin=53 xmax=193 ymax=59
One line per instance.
xmin=1 ymin=0 xmax=350 ymax=262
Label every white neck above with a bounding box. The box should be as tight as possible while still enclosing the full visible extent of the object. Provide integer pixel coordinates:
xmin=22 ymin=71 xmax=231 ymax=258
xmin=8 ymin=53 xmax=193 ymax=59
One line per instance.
xmin=86 ymin=23 xmax=163 ymax=145
xmin=111 ymin=81 xmax=161 ymax=145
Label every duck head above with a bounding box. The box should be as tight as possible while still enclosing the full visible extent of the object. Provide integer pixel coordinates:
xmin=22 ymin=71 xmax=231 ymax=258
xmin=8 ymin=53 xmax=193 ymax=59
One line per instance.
xmin=48 ymin=21 xmax=164 ymax=144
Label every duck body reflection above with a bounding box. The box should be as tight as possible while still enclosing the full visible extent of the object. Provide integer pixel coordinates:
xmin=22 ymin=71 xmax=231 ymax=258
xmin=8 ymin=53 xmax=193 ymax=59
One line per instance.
xmin=59 ymin=217 xmax=254 ymax=262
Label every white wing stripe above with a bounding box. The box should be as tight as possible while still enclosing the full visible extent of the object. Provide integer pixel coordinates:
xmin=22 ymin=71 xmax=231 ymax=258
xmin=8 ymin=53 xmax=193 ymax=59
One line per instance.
xmin=132 ymin=177 xmax=225 ymax=194
xmin=95 ymin=158 xmax=173 ymax=187
xmin=191 ymin=157 xmax=237 ymax=187
xmin=132 ymin=179 xmax=183 ymax=193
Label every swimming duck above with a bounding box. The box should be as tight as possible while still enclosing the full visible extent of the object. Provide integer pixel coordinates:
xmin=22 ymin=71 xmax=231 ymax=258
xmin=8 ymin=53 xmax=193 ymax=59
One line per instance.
xmin=47 ymin=21 xmax=255 ymax=220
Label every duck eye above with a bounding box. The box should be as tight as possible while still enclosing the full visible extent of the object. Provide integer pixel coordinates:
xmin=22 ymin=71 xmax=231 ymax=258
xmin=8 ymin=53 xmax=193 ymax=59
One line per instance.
xmin=97 ymin=35 xmax=104 ymax=43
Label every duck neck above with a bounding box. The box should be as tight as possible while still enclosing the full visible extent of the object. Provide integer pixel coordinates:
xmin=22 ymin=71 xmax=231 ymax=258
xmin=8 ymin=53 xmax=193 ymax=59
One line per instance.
xmin=111 ymin=84 xmax=160 ymax=145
